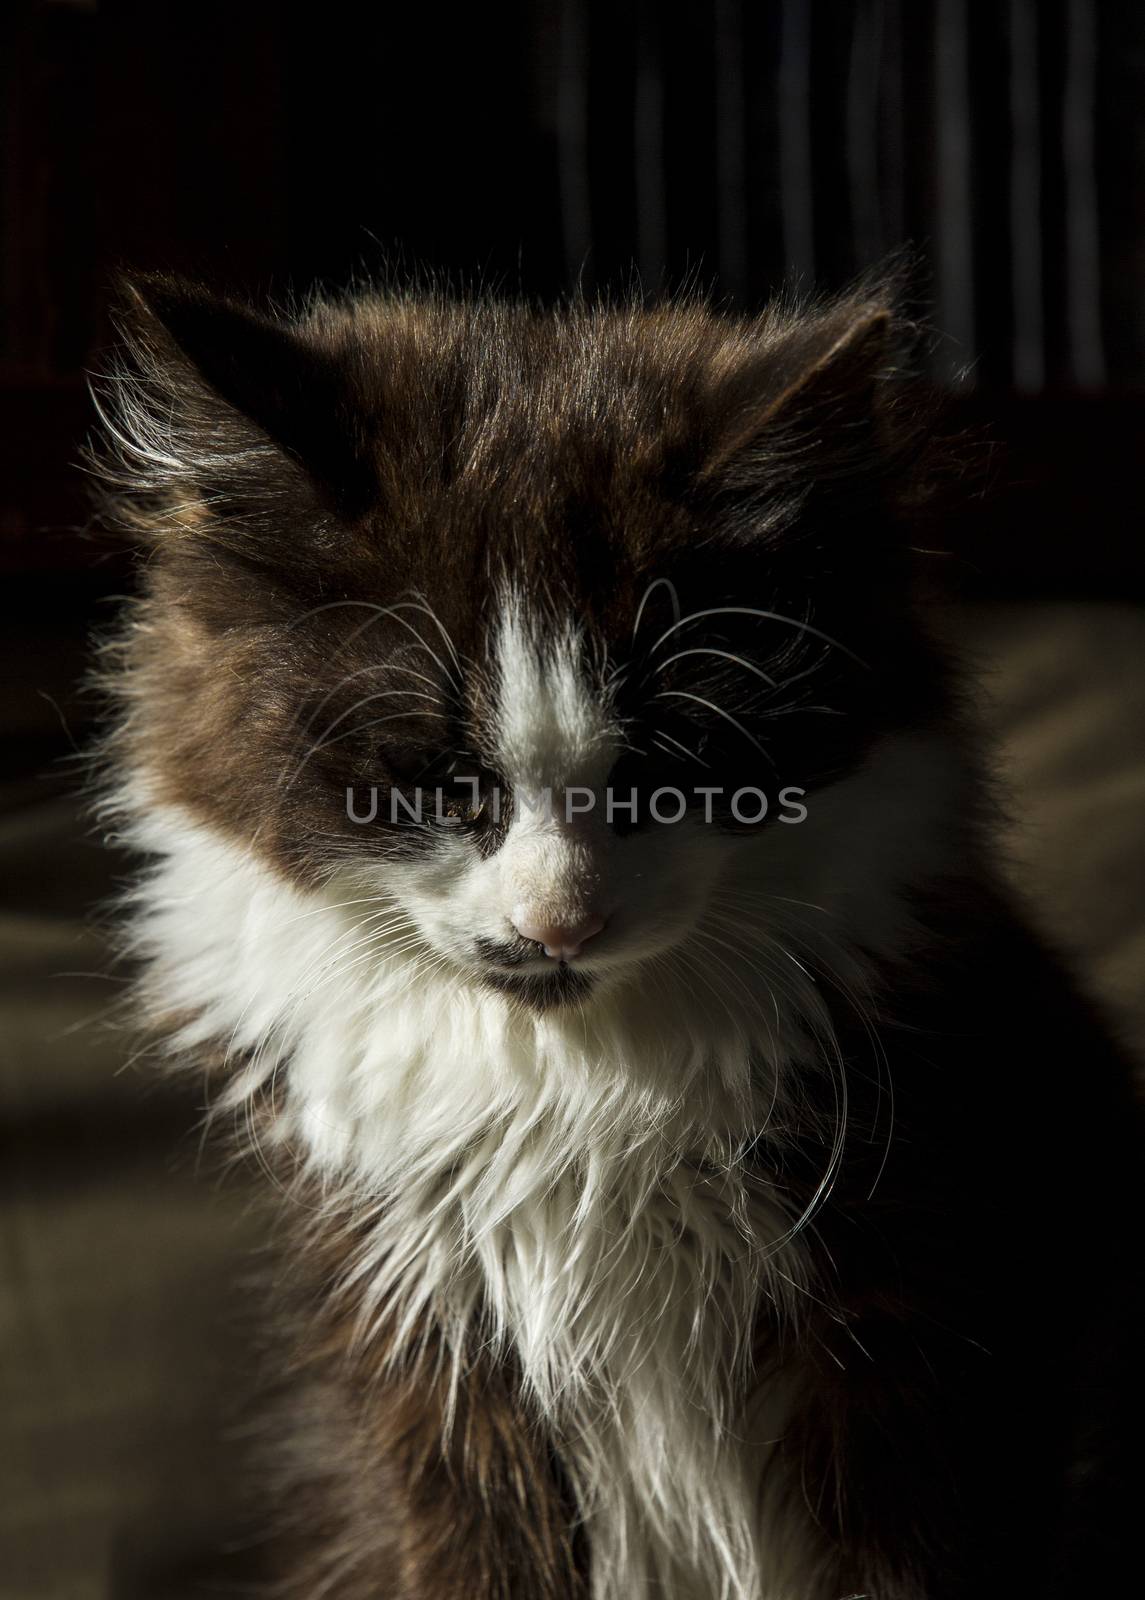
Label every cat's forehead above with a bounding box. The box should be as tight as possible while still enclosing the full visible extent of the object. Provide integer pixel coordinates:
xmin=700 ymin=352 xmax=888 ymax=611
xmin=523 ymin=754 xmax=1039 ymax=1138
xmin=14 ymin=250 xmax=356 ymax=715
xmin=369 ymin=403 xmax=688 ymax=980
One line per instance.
xmin=335 ymin=300 xmax=736 ymax=505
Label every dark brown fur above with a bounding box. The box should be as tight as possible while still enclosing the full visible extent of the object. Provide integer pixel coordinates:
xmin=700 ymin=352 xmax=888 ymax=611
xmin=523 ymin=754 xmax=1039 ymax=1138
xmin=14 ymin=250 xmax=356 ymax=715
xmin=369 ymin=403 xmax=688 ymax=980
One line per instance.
xmin=268 ymin=1189 xmax=586 ymax=1600
xmin=749 ymin=873 xmax=1145 ymax=1598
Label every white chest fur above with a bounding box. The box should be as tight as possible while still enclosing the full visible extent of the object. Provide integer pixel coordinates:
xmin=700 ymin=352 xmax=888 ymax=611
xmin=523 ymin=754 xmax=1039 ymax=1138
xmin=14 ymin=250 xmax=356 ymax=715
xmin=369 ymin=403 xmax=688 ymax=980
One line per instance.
xmin=119 ymin=732 xmax=961 ymax=1597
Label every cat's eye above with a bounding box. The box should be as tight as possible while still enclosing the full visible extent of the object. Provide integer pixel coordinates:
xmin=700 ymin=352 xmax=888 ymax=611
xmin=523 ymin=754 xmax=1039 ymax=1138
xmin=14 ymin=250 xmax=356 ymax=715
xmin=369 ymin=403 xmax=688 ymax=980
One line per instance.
xmin=429 ymin=765 xmax=501 ymax=831
xmin=437 ymin=777 xmax=484 ymax=825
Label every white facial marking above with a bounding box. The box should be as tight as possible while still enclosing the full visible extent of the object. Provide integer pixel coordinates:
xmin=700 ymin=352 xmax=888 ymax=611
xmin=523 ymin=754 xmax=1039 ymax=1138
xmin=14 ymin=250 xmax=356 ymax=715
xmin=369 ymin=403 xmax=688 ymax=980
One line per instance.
xmin=494 ymin=598 xmax=616 ymax=793
xmin=371 ymin=589 xmax=734 ymax=980
xmin=492 ymin=597 xmax=618 ymax=937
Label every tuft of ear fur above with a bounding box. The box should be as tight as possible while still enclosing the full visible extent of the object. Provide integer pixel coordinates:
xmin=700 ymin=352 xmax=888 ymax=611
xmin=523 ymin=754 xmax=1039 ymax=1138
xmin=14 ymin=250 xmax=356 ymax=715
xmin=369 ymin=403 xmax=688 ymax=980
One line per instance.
xmin=696 ymin=284 xmax=936 ymax=543
xmin=710 ymin=303 xmax=891 ymax=471
xmin=88 ymin=275 xmax=376 ymax=553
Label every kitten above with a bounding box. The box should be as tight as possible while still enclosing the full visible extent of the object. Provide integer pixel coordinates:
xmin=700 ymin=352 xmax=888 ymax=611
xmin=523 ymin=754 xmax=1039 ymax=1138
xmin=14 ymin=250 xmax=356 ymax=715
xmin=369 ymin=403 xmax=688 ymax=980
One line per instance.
xmin=93 ymin=276 xmax=1142 ymax=1599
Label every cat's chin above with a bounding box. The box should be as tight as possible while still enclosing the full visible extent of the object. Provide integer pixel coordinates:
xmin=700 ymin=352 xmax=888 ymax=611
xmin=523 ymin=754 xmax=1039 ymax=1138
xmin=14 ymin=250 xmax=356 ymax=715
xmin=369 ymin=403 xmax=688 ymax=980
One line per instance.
xmin=480 ymin=963 xmax=597 ymax=1009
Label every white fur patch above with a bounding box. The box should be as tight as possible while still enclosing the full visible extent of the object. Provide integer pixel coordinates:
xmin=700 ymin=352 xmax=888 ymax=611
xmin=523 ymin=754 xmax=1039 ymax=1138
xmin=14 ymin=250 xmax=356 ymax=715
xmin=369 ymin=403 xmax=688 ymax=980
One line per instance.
xmin=488 ymin=595 xmax=621 ymax=936
xmin=494 ymin=597 xmax=617 ymax=792
xmin=117 ymin=726 xmax=965 ymax=1599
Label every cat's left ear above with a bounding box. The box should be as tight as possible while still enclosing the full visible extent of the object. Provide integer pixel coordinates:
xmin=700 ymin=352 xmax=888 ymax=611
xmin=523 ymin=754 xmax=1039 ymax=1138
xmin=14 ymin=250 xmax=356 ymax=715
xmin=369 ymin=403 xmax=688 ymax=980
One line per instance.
xmin=697 ymin=293 xmax=927 ymax=520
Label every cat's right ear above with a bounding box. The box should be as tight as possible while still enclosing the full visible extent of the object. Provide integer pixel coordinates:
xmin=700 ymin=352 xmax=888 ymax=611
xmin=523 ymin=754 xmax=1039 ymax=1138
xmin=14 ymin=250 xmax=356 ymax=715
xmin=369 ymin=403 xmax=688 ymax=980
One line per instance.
xmin=93 ymin=274 xmax=376 ymax=544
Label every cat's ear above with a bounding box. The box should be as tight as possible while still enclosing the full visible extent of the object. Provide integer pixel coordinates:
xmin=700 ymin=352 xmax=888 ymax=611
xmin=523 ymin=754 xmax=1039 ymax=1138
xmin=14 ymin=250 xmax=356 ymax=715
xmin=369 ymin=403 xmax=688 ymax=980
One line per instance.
xmin=96 ymin=274 xmax=376 ymax=540
xmin=696 ymin=292 xmax=927 ymax=525
xmin=706 ymin=303 xmax=891 ymax=477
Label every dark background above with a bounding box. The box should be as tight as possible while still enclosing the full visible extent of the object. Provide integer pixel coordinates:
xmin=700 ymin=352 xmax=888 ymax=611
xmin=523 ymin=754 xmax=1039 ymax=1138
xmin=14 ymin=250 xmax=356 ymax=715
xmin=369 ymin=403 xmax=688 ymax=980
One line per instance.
xmin=1 ymin=6 xmax=1144 ymax=1597
xmin=3 ymin=1 xmax=1145 ymax=671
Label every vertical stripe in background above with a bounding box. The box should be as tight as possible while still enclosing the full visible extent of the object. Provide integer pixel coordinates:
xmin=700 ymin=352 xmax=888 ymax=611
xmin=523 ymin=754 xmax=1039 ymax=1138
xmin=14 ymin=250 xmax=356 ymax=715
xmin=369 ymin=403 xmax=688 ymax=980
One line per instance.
xmin=847 ymin=0 xmax=884 ymax=273
xmin=1009 ymin=0 xmax=1045 ymax=390
xmin=557 ymin=0 xmax=593 ymax=290
xmin=779 ymin=0 xmax=815 ymax=285
xmin=634 ymin=0 xmax=667 ymax=296
xmin=935 ymin=0 xmax=975 ymax=383
xmin=1063 ymin=0 xmax=1105 ymax=388
xmin=715 ymin=0 xmax=748 ymax=302
xmin=879 ymin=0 xmax=907 ymax=257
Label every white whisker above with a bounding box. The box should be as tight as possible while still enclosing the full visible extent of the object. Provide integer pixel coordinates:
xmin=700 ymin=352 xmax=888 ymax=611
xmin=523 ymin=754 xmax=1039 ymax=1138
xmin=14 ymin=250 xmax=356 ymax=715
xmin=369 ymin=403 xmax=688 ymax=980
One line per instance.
xmin=654 ymin=689 xmax=776 ymax=768
xmin=648 ymin=606 xmax=868 ymax=667
xmin=650 ymin=646 xmax=779 ymax=690
xmin=631 ymin=576 xmax=681 ymax=645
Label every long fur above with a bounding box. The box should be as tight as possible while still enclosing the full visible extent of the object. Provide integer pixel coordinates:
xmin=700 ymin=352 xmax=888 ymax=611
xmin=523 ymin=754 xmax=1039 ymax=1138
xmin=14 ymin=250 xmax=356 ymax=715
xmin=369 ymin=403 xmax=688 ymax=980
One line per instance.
xmin=91 ymin=277 xmax=1142 ymax=1599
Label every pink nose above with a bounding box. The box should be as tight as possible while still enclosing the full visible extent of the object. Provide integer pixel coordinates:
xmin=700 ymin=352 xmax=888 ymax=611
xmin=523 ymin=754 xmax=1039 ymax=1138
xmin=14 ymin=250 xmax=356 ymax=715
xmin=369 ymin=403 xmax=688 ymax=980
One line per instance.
xmin=513 ymin=913 xmax=606 ymax=960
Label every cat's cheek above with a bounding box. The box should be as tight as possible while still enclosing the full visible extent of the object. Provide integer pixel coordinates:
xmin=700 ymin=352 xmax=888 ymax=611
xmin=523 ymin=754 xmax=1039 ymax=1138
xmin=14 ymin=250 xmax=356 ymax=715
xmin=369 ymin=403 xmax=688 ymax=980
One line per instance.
xmin=593 ymin=824 xmax=736 ymax=963
xmin=375 ymin=833 xmax=496 ymax=963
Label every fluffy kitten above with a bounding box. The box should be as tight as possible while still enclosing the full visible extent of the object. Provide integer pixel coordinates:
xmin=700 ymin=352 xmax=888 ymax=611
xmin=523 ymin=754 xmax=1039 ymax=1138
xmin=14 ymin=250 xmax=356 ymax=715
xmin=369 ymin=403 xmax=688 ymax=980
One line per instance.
xmin=93 ymin=276 xmax=1142 ymax=1599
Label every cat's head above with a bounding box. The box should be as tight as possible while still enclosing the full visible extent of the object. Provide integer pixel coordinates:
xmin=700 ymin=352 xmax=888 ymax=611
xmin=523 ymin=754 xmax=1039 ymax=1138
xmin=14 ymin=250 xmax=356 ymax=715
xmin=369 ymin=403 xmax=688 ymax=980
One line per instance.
xmin=97 ymin=277 xmax=952 ymax=1013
